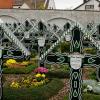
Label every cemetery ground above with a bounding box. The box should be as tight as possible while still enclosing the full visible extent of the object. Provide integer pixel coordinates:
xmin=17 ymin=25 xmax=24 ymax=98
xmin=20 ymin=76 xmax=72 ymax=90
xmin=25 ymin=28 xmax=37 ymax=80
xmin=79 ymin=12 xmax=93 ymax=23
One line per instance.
xmin=2 ymin=58 xmax=100 ymax=100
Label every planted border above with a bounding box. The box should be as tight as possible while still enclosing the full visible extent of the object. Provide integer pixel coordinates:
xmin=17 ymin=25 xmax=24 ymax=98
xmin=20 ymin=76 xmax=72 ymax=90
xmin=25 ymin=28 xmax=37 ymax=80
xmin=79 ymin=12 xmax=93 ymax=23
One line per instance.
xmin=3 ymin=65 xmax=36 ymax=74
xmin=47 ymin=70 xmax=70 ymax=78
xmin=3 ymin=78 xmax=64 ymax=100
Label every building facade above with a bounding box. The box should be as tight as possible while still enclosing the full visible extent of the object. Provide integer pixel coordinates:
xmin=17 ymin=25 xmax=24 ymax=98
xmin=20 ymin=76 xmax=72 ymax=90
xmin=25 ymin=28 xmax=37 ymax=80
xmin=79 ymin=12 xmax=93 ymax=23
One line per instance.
xmin=0 ymin=0 xmax=56 ymax=9
xmin=74 ymin=0 xmax=100 ymax=11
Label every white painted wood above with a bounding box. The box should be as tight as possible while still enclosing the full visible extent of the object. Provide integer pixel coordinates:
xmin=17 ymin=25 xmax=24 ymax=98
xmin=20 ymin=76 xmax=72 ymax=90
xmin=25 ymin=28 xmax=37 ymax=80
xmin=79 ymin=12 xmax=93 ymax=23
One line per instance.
xmin=21 ymin=3 xmax=30 ymax=9
xmin=75 ymin=0 xmax=100 ymax=11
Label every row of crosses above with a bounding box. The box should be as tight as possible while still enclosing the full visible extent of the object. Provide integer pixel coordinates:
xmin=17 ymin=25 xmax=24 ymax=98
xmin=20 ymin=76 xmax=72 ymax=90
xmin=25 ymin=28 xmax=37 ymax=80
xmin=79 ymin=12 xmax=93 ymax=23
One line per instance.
xmin=0 ymin=18 xmax=100 ymax=100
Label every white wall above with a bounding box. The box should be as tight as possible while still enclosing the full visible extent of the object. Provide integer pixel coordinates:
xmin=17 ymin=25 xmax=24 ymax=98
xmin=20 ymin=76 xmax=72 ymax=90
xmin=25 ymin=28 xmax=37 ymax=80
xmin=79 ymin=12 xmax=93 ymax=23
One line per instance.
xmin=1 ymin=9 xmax=100 ymax=28
xmin=76 ymin=0 xmax=100 ymax=11
xmin=47 ymin=18 xmax=74 ymax=28
xmin=0 ymin=15 xmax=18 ymax=23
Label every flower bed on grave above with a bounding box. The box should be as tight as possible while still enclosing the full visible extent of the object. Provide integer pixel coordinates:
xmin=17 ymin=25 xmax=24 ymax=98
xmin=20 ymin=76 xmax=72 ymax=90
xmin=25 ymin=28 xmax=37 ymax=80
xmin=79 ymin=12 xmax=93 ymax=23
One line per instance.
xmin=5 ymin=59 xmax=29 ymax=68
xmin=10 ymin=74 xmax=49 ymax=88
xmin=7 ymin=67 xmax=49 ymax=89
xmin=3 ymin=78 xmax=63 ymax=100
xmin=3 ymin=59 xmax=37 ymax=74
xmin=3 ymin=67 xmax=64 ymax=100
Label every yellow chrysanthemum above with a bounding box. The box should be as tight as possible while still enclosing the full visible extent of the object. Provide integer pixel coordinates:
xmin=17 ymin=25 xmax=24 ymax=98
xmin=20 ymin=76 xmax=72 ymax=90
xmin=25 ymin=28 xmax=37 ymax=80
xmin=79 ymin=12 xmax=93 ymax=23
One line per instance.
xmin=23 ymin=79 xmax=30 ymax=84
xmin=10 ymin=81 xmax=20 ymax=88
xmin=34 ymin=82 xmax=39 ymax=86
xmin=6 ymin=59 xmax=16 ymax=65
xmin=35 ymin=73 xmax=42 ymax=77
xmin=41 ymin=74 xmax=46 ymax=78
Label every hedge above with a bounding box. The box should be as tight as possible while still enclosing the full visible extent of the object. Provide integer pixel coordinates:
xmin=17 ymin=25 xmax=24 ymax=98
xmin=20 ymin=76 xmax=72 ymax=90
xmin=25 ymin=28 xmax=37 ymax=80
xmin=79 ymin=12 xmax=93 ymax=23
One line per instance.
xmin=48 ymin=65 xmax=70 ymax=78
xmin=64 ymin=93 xmax=100 ymax=100
xmin=3 ymin=65 xmax=36 ymax=74
xmin=47 ymin=70 xmax=70 ymax=78
xmin=3 ymin=78 xmax=64 ymax=100
xmin=83 ymin=48 xmax=96 ymax=54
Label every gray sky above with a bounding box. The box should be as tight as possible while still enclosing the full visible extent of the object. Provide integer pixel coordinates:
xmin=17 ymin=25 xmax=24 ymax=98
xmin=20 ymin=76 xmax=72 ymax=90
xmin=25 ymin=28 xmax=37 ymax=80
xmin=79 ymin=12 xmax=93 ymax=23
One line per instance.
xmin=54 ymin=0 xmax=83 ymax=9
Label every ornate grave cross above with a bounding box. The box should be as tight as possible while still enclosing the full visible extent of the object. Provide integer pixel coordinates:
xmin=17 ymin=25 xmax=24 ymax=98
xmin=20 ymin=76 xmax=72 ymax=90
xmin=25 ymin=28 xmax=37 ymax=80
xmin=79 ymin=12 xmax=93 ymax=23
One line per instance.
xmin=0 ymin=46 xmax=4 ymax=100
xmin=46 ymin=26 xmax=100 ymax=100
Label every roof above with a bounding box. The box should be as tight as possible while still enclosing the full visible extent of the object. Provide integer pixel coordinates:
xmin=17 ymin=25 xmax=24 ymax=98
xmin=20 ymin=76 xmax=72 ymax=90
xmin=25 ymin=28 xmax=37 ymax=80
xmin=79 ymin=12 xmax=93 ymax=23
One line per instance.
xmin=13 ymin=0 xmax=49 ymax=9
xmin=0 ymin=0 xmax=13 ymax=8
xmin=74 ymin=0 xmax=100 ymax=10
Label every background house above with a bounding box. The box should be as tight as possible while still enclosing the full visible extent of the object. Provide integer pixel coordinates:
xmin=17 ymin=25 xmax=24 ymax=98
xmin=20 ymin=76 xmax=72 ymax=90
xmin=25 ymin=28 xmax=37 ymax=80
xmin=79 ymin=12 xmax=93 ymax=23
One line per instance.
xmin=74 ymin=0 xmax=100 ymax=11
xmin=0 ymin=0 xmax=13 ymax=9
xmin=0 ymin=0 xmax=56 ymax=9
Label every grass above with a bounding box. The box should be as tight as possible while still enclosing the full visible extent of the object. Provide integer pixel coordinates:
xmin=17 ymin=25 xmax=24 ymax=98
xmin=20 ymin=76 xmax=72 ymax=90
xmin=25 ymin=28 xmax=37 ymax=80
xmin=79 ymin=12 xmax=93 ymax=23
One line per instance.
xmin=83 ymin=93 xmax=100 ymax=100
xmin=3 ymin=65 xmax=36 ymax=74
xmin=63 ymin=93 xmax=100 ymax=100
xmin=3 ymin=78 xmax=64 ymax=100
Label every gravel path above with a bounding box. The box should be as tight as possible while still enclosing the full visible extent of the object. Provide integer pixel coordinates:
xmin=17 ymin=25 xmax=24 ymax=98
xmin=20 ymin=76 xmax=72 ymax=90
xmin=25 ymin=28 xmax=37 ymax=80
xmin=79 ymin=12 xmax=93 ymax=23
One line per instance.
xmin=49 ymin=79 xmax=70 ymax=100
xmin=49 ymin=68 xmax=96 ymax=100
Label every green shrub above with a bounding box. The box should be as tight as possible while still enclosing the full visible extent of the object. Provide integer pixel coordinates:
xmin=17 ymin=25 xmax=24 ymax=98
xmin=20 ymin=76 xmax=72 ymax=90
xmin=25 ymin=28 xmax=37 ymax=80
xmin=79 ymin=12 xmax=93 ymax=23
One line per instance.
xmin=89 ymin=71 xmax=96 ymax=80
xmin=47 ymin=70 xmax=70 ymax=78
xmin=3 ymin=78 xmax=64 ymax=100
xmin=60 ymin=41 xmax=70 ymax=53
xmin=82 ymin=84 xmax=87 ymax=90
xmin=83 ymin=48 xmax=96 ymax=54
xmin=3 ymin=65 xmax=36 ymax=74
xmin=47 ymin=64 xmax=70 ymax=78
xmin=51 ymin=41 xmax=70 ymax=53
xmin=52 ymin=45 xmax=59 ymax=53
xmin=84 ymin=68 xmax=97 ymax=80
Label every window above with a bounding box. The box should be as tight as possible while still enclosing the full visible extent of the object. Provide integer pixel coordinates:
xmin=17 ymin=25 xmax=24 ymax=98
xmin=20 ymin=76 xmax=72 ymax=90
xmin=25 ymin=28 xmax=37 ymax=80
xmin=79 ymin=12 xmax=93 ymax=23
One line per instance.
xmin=85 ymin=5 xmax=94 ymax=10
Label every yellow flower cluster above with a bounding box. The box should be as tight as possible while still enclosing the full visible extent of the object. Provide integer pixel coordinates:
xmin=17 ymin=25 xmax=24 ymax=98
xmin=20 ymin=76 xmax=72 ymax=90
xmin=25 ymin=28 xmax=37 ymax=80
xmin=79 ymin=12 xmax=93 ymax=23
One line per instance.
xmin=10 ymin=74 xmax=49 ymax=89
xmin=10 ymin=82 xmax=20 ymax=88
xmin=35 ymin=73 xmax=46 ymax=78
xmin=21 ymin=61 xmax=29 ymax=65
xmin=6 ymin=59 xmax=17 ymax=65
xmin=31 ymin=80 xmax=45 ymax=87
xmin=23 ymin=79 xmax=30 ymax=84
